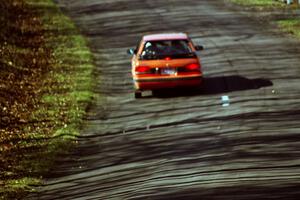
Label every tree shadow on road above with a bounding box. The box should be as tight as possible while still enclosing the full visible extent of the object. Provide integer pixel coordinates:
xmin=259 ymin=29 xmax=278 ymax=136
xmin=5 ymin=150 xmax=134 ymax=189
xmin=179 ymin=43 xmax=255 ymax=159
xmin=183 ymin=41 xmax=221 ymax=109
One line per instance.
xmin=152 ymin=75 xmax=273 ymax=98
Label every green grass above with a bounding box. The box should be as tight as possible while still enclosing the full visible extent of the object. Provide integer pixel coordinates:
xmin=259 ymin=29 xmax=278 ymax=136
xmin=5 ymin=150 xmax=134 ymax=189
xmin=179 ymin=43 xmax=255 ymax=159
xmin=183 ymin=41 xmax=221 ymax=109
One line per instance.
xmin=26 ymin=0 xmax=94 ymax=140
xmin=26 ymin=0 xmax=94 ymax=167
xmin=1 ymin=0 xmax=95 ymax=199
xmin=278 ymin=19 xmax=300 ymax=38
xmin=230 ymin=0 xmax=287 ymax=9
xmin=7 ymin=178 xmax=40 ymax=191
xmin=229 ymin=0 xmax=300 ymax=39
xmin=33 ymin=0 xmax=94 ymax=130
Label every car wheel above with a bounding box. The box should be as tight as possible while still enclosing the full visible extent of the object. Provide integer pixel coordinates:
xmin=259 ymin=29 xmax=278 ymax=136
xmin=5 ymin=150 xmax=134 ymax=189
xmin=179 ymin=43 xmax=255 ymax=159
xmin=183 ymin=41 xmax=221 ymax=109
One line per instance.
xmin=135 ymin=90 xmax=142 ymax=98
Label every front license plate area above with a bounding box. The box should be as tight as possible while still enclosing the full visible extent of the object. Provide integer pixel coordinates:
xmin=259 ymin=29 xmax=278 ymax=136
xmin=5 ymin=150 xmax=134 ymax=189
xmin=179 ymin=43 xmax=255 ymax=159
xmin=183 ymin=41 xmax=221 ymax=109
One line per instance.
xmin=161 ymin=68 xmax=176 ymax=75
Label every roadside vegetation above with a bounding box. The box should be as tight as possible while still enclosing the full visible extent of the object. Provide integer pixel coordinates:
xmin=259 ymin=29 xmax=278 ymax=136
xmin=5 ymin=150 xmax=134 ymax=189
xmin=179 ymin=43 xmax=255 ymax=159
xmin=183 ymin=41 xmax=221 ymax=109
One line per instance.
xmin=278 ymin=19 xmax=300 ymax=38
xmin=230 ymin=0 xmax=300 ymax=39
xmin=0 ymin=0 xmax=94 ymax=199
xmin=230 ymin=0 xmax=286 ymax=8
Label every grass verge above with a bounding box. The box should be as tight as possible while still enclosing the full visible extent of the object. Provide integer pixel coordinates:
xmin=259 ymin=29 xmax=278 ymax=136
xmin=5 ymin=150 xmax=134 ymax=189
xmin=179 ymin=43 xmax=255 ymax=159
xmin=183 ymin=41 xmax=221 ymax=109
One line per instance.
xmin=278 ymin=19 xmax=300 ymax=38
xmin=0 ymin=0 xmax=94 ymax=199
xmin=229 ymin=0 xmax=300 ymax=39
xmin=230 ymin=0 xmax=289 ymax=9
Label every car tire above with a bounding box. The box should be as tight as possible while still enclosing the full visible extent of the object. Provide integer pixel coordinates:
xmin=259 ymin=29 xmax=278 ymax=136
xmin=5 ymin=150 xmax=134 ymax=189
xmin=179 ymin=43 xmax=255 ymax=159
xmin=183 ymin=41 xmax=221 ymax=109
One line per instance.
xmin=152 ymin=90 xmax=159 ymax=97
xmin=135 ymin=91 xmax=142 ymax=98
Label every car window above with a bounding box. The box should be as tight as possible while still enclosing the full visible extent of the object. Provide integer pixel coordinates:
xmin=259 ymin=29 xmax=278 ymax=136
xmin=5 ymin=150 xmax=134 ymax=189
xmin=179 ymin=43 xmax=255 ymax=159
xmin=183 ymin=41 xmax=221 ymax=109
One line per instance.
xmin=140 ymin=40 xmax=195 ymax=60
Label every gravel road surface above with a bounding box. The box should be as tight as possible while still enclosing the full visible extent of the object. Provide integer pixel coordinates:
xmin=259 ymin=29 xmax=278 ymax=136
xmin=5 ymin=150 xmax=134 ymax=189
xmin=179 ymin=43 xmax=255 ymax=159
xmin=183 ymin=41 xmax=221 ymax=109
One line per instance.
xmin=32 ymin=0 xmax=300 ymax=199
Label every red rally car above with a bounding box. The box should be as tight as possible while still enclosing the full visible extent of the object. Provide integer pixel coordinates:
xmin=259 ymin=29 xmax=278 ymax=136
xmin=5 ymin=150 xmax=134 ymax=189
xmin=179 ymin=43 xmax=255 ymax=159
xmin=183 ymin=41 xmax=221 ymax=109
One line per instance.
xmin=127 ymin=33 xmax=204 ymax=98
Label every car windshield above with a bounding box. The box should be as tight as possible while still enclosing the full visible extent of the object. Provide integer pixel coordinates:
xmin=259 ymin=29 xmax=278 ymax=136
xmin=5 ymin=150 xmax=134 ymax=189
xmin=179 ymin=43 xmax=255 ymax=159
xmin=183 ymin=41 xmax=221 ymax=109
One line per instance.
xmin=140 ymin=40 xmax=196 ymax=60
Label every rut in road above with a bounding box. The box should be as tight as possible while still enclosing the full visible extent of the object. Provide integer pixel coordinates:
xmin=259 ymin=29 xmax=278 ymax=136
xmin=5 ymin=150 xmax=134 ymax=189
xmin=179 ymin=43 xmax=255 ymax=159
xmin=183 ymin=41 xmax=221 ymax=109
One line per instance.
xmin=31 ymin=0 xmax=300 ymax=199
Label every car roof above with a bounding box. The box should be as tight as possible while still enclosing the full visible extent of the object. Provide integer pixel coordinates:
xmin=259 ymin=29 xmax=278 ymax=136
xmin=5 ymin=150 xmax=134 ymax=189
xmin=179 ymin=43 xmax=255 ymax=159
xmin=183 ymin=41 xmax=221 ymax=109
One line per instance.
xmin=143 ymin=33 xmax=189 ymax=42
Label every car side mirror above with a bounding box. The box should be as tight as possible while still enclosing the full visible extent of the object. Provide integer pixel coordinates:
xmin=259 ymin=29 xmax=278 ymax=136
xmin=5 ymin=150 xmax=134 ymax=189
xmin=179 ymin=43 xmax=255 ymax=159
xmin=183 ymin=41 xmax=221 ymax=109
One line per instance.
xmin=195 ymin=45 xmax=204 ymax=51
xmin=127 ymin=48 xmax=137 ymax=55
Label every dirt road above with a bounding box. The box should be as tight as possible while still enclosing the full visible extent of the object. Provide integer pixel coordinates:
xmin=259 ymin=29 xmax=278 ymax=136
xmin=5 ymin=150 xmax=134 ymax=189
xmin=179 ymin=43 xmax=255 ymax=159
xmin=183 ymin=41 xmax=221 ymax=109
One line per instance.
xmin=32 ymin=0 xmax=300 ymax=199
